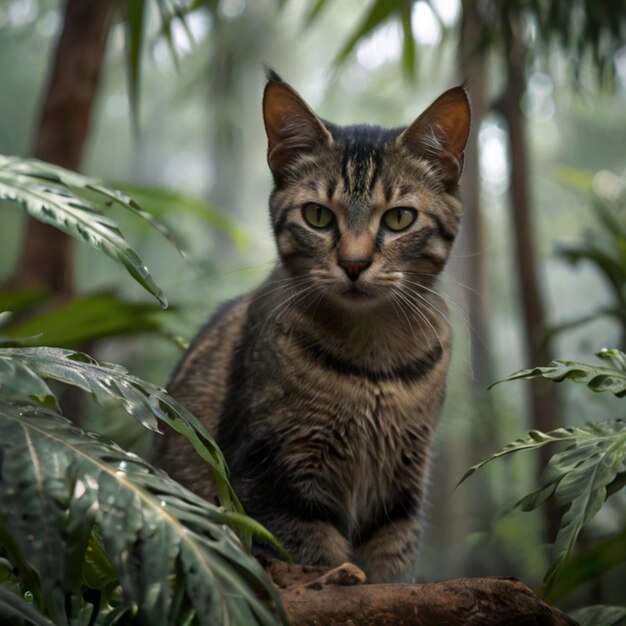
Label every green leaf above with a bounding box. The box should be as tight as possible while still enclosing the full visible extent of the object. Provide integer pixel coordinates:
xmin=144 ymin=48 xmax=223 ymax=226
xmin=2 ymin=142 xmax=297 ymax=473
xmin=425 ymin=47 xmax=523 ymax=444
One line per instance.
xmin=82 ymin=535 xmax=117 ymax=591
xmin=490 ymin=352 xmax=626 ymax=397
xmin=304 ymin=0 xmax=327 ymax=26
xmin=0 ymin=357 xmax=58 ymax=410
xmin=0 ymin=288 xmax=50 ymax=316
xmin=543 ymin=428 xmax=626 ymax=591
xmin=0 ymin=156 xmax=169 ymax=308
xmin=459 ymin=418 xmax=626 ymax=595
xmin=458 ymin=426 xmax=584 ymax=485
xmin=333 ymin=0 xmax=397 ymax=67
xmin=0 ymin=407 xmax=72 ymax=624
xmin=124 ymin=0 xmax=146 ymax=135
xmin=572 ymin=605 xmax=626 ymax=626
xmin=0 ymin=291 xmax=167 ymax=348
xmin=545 ymin=526 xmax=626 ymax=603
xmin=0 ymin=404 xmax=288 ymax=626
xmin=400 ymin=3 xmax=416 ymax=79
xmin=0 ymin=346 xmax=241 ymax=509
xmin=114 ymin=182 xmax=250 ymax=252
xmin=597 ymin=348 xmax=626 ymax=373
xmin=0 ymin=587 xmax=54 ymax=626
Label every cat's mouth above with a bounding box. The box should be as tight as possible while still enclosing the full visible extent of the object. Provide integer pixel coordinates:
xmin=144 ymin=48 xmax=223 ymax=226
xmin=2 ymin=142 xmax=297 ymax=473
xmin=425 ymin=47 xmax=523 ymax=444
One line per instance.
xmin=342 ymin=285 xmax=373 ymax=301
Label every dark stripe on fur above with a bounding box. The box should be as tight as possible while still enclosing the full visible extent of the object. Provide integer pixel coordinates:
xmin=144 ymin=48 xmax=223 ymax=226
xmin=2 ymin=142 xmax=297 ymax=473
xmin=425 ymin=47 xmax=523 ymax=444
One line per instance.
xmin=217 ymin=328 xmax=348 ymax=536
xmin=293 ymin=332 xmax=443 ymax=383
xmin=432 ymin=214 xmax=456 ymax=242
xmin=355 ymin=488 xmax=421 ymax=547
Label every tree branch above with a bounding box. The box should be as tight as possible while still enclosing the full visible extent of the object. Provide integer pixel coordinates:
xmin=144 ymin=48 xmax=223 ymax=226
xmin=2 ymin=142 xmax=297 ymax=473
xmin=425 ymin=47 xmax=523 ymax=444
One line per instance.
xmin=261 ymin=558 xmax=577 ymax=626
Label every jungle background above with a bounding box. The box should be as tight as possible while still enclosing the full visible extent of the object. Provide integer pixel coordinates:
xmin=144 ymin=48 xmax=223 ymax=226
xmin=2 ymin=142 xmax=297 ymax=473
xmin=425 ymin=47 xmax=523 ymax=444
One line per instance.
xmin=0 ymin=0 xmax=625 ymax=620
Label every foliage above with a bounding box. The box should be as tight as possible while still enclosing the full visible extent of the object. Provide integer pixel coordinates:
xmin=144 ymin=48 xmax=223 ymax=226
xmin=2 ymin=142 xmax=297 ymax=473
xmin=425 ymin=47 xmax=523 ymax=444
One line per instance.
xmin=0 ymin=402 xmax=285 ymax=626
xmin=551 ymin=171 xmax=626 ymax=346
xmin=573 ymin=605 xmax=626 ymax=626
xmin=305 ymin=0 xmax=448 ymax=77
xmin=124 ymin=0 xmax=203 ymax=130
xmin=305 ymin=0 xmax=626 ymax=85
xmin=460 ymin=349 xmax=626 ymax=609
xmin=0 ymin=164 xmax=288 ymax=625
xmin=0 ymin=157 xmax=243 ymax=351
xmin=491 ymin=348 xmax=626 ymax=397
xmin=0 ymin=347 xmax=288 ymax=625
xmin=0 ymin=290 xmax=167 ymax=348
xmin=115 ymin=182 xmax=250 ymax=252
xmin=0 ymin=155 xmax=171 ymax=308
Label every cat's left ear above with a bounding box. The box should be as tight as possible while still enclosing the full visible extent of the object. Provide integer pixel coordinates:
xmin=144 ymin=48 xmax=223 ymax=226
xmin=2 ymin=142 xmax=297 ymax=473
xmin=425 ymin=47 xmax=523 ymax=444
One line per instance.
xmin=263 ymin=72 xmax=333 ymax=180
xmin=399 ymin=87 xmax=471 ymax=188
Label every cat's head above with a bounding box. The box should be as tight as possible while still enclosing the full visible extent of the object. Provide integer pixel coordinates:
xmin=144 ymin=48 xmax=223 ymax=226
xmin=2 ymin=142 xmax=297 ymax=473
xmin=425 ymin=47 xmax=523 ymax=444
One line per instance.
xmin=263 ymin=69 xmax=470 ymax=310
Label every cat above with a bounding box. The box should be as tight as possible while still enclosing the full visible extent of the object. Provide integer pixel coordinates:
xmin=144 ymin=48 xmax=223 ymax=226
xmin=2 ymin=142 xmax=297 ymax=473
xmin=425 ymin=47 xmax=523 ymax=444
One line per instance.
xmin=160 ymin=69 xmax=470 ymax=583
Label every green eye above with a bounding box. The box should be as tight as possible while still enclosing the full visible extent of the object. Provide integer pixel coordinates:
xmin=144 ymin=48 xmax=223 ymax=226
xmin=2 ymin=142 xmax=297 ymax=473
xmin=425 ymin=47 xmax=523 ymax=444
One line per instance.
xmin=382 ymin=208 xmax=417 ymax=231
xmin=302 ymin=203 xmax=335 ymax=229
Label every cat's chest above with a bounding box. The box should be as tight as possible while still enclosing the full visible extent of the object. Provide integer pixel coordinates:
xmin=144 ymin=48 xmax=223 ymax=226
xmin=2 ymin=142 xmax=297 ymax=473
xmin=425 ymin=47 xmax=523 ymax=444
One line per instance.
xmin=278 ymin=370 xmax=438 ymax=512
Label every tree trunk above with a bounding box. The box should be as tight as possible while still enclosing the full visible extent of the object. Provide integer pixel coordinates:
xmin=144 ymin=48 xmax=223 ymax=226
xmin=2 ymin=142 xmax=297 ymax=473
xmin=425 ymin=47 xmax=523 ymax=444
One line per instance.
xmin=262 ymin=559 xmax=577 ymax=626
xmin=17 ymin=0 xmax=121 ymax=296
xmin=496 ymin=33 xmax=562 ymax=541
xmin=458 ymin=0 xmax=494 ymax=404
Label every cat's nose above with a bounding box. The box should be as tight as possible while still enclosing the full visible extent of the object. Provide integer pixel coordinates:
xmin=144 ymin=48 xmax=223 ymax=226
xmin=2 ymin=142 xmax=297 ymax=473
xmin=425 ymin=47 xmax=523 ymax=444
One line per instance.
xmin=339 ymin=258 xmax=371 ymax=282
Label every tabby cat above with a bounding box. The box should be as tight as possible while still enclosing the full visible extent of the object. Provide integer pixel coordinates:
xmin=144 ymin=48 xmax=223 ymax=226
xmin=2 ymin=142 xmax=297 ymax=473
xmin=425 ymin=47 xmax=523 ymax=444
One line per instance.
xmin=160 ymin=70 xmax=470 ymax=583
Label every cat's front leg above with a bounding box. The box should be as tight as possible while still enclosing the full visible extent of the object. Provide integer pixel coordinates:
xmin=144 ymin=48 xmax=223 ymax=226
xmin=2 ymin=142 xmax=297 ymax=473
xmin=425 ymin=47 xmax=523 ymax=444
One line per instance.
xmin=257 ymin=514 xmax=351 ymax=567
xmin=355 ymin=515 xmax=421 ymax=583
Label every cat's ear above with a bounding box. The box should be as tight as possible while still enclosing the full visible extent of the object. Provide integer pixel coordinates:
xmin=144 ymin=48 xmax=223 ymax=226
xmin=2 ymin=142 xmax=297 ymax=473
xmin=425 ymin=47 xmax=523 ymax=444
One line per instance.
xmin=399 ymin=86 xmax=471 ymax=188
xmin=263 ymin=71 xmax=332 ymax=179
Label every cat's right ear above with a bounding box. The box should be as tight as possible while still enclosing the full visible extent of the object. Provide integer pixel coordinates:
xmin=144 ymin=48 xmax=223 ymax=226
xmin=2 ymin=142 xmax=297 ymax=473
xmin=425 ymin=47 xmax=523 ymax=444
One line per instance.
xmin=263 ymin=72 xmax=332 ymax=180
xmin=399 ymin=86 xmax=471 ymax=189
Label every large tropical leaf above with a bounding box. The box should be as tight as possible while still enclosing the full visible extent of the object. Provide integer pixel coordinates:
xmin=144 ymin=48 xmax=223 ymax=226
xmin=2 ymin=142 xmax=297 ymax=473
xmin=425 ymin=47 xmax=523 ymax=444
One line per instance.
xmin=0 ymin=346 xmax=239 ymax=510
xmin=0 ymin=155 xmax=172 ymax=308
xmin=572 ymin=605 xmax=626 ymax=626
xmin=114 ymin=182 xmax=250 ymax=251
xmin=0 ymin=291 xmax=168 ymax=348
xmin=490 ymin=349 xmax=626 ymax=397
xmin=466 ymin=350 xmax=626 ymax=593
xmin=545 ymin=526 xmax=626 ymax=603
xmin=460 ymin=420 xmax=626 ymax=593
xmin=0 ymin=403 xmax=288 ymax=626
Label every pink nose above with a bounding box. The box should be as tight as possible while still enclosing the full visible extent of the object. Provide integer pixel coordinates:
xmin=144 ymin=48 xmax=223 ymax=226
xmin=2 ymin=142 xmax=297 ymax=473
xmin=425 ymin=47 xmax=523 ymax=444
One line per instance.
xmin=339 ymin=258 xmax=371 ymax=282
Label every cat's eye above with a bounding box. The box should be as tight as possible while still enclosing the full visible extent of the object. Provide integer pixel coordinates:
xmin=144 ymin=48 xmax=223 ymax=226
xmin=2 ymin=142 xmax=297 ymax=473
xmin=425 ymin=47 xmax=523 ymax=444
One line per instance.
xmin=382 ymin=208 xmax=417 ymax=232
xmin=302 ymin=203 xmax=335 ymax=229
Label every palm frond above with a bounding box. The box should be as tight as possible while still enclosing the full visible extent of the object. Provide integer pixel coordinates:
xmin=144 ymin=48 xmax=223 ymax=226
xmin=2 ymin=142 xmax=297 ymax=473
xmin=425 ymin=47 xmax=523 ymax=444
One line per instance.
xmin=0 ymin=404 xmax=288 ymax=626
xmin=0 ymin=346 xmax=239 ymax=509
xmin=0 ymin=156 xmax=173 ymax=308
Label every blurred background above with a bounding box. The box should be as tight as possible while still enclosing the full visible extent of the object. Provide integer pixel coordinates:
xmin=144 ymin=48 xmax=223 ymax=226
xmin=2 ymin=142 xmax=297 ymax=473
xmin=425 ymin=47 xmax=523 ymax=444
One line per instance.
xmin=0 ymin=0 xmax=625 ymax=610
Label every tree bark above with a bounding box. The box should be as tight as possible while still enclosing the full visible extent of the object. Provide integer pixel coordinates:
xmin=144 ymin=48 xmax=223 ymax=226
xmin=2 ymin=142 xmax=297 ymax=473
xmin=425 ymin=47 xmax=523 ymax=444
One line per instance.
xmin=262 ymin=559 xmax=577 ymax=626
xmin=16 ymin=0 xmax=121 ymax=296
xmin=458 ymin=0 xmax=494 ymax=405
xmin=496 ymin=32 xmax=561 ymax=541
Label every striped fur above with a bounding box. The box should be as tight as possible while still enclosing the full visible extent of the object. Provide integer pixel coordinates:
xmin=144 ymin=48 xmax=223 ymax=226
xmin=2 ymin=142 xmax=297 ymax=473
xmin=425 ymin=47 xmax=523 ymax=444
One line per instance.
xmin=159 ymin=74 xmax=470 ymax=582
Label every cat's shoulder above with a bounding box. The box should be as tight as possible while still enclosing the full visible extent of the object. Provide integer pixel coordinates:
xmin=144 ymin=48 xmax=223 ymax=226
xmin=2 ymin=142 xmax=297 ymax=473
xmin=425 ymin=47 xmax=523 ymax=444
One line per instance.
xmin=168 ymin=293 xmax=251 ymax=390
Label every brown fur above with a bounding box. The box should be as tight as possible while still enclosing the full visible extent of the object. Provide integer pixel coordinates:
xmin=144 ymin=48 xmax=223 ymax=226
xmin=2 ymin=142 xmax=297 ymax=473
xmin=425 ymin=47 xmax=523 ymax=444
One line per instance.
xmin=159 ymin=73 xmax=470 ymax=582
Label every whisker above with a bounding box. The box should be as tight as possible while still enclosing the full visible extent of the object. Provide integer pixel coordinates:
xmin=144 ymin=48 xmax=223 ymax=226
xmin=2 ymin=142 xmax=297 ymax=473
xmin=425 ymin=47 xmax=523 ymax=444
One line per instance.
xmin=392 ymin=287 xmax=445 ymax=353
xmin=402 ymin=279 xmax=471 ymax=330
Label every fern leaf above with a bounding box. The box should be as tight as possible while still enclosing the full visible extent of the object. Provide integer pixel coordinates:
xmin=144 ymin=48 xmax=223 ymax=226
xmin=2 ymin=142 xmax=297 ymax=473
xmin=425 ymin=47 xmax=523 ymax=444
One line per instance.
xmin=457 ymin=426 xmax=584 ymax=485
xmin=459 ymin=419 xmax=626 ymax=593
xmin=0 ymin=155 xmax=170 ymax=308
xmin=543 ymin=427 xmax=626 ymax=590
xmin=0 ymin=404 xmax=287 ymax=626
xmin=0 ymin=346 xmax=239 ymax=510
xmin=491 ymin=351 xmax=626 ymax=397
